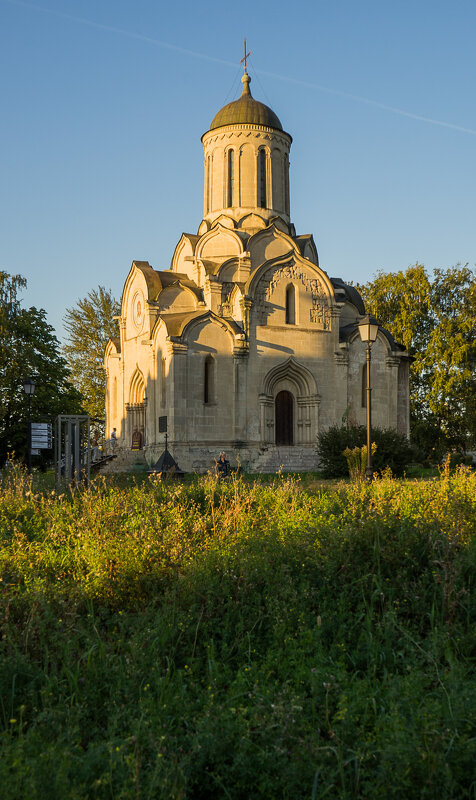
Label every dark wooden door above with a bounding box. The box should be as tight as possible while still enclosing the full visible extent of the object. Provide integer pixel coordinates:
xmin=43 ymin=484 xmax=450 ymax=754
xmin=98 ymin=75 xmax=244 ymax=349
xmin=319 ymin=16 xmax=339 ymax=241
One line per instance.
xmin=275 ymin=390 xmax=294 ymax=445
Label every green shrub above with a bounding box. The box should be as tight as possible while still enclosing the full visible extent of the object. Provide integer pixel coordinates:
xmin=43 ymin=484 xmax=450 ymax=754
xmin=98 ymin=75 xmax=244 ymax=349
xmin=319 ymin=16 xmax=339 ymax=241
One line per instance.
xmin=1 ymin=469 xmax=475 ymax=798
xmin=318 ymin=424 xmax=414 ymax=477
xmin=410 ymin=417 xmax=448 ymax=463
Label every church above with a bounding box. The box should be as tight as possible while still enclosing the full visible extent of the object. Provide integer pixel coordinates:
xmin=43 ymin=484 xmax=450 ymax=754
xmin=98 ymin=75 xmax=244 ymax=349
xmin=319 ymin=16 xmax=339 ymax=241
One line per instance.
xmin=104 ymin=65 xmax=410 ymax=473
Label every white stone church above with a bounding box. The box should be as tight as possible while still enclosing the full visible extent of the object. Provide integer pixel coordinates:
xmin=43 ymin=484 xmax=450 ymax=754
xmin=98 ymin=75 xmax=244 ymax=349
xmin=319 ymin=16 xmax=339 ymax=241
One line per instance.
xmin=104 ymin=68 xmax=410 ymax=472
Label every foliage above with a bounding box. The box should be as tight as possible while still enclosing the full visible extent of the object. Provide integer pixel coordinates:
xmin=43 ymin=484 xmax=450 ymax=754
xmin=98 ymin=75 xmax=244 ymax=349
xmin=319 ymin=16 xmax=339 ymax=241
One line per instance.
xmin=357 ymin=264 xmax=476 ymax=455
xmin=0 ymin=272 xmax=83 ymax=466
xmin=318 ymin=424 xmax=414 ymax=478
xmin=63 ymin=286 xmax=120 ymax=421
xmin=0 ymin=467 xmax=474 ymax=799
xmin=343 ymin=442 xmax=377 ymax=481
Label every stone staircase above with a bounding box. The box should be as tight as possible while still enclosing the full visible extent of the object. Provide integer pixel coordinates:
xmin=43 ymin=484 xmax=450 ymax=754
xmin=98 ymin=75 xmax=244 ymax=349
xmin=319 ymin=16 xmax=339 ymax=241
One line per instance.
xmin=252 ymin=446 xmax=319 ymax=473
xmin=98 ymin=448 xmax=148 ymax=475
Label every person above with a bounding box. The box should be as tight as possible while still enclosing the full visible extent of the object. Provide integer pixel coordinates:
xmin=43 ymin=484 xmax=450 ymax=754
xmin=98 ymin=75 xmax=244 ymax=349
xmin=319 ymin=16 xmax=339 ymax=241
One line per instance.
xmin=216 ymin=451 xmax=230 ymax=479
xmin=110 ymin=427 xmax=117 ymax=454
xmin=91 ymin=434 xmax=99 ymax=461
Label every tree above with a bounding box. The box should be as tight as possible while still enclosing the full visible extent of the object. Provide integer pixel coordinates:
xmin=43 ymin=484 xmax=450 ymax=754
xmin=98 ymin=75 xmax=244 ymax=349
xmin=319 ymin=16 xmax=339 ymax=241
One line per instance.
xmin=357 ymin=264 xmax=476 ymax=456
xmin=0 ymin=272 xmax=83 ymax=466
xmin=63 ymin=287 xmax=120 ymax=421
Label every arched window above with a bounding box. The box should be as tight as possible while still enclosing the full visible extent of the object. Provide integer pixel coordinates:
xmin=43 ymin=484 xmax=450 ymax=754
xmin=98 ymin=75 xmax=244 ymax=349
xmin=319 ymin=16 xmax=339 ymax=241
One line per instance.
xmin=285 ymin=284 xmax=296 ymax=325
xmin=227 ymin=150 xmax=234 ymax=207
xmin=258 ymin=149 xmax=267 ymax=208
xmin=112 ymin=376 xmax=117 ymax=418
xmin=362 ymin=363 xmax=367 ymax=408
xmin=206 ymin=156 xmax=211 ymax=213
xmin=161 ymin=357 xmax=166 ymax=407
xmin=204 ymin=356 xmax=215 ymax=404
xmin=284 ymin=153 xmax=290 ymax=215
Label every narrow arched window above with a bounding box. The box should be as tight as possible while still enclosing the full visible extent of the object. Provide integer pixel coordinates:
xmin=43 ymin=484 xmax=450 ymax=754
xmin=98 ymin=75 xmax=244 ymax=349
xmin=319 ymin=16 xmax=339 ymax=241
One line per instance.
xmin=259 ymin=149 xmax=267 ymax=208
xmin=204 ymin=356 xmax=215 ymax=404
xmin=206 ymin=156 xmax=211 ymax=213
xmin=285 ymin=284 xmax=296 ymax=325
xmin=362 ymin=363 xmax=367 ymax=408
xmin=284 ymin=153 xmax=290 ymax=215
xmin=227 ymin=150 xmax=234 ymax=207
xmin=161 ymin=357 xmax=166 ymax=407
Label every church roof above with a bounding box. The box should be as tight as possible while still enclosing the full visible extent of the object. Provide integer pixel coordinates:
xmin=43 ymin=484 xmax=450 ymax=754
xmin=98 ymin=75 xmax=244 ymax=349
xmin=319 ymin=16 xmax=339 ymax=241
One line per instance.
xmin=209 ymin=72 xmax=283 ymax=132
xmin=339 ymin=321 xmax=407 ymax=352
xmin=331 ymin=278 xmax=365 ymax=315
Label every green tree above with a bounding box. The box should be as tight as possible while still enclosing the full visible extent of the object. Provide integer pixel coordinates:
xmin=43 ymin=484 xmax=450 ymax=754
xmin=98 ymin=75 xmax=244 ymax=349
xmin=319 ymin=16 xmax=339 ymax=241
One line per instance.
xmin=358 ymin=264 xmax=476 ymax=455
xmin=0 ymin=271 xmax=83 ymax=465
xmin=63 ymin=287 xmax=120 ymax=420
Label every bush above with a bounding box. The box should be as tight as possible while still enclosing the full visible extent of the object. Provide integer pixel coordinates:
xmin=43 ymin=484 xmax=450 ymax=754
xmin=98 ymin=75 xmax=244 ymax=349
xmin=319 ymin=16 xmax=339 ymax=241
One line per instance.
xmin=410 ymin=417 xmax=448 ymax=463
xmin=318 ymin=424 xmax=414 ymax=478
xmin=0 ymin=469 xmax=475 ymax=798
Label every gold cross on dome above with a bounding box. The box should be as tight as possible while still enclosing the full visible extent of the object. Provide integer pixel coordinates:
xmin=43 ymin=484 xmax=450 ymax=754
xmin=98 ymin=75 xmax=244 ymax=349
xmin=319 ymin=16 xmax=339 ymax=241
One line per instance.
xmin=240 ymin=38 xmax=251 ymax=72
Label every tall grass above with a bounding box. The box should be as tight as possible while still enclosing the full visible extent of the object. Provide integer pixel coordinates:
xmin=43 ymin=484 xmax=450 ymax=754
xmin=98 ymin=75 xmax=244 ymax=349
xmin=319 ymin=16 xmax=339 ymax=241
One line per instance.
xmin=1 ymin=465 xmax=475 ymax=799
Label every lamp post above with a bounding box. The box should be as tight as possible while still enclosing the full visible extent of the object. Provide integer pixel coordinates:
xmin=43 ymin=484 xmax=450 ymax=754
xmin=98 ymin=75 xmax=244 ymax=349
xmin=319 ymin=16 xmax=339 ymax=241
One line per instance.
xmin=357 ymin=316 xmax=379 ymax=480
xmin=23 ymin=376 xmax=36 ymax=474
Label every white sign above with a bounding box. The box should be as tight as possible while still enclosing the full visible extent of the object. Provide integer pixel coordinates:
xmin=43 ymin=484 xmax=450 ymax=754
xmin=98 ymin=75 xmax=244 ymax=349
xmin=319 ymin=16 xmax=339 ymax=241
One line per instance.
xmin=30 ymin=423 xmax=53 ymax=449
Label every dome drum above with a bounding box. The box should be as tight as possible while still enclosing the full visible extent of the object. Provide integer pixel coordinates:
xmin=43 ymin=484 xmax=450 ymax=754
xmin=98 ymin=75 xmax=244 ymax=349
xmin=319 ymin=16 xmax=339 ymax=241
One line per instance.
xmin=202 ymin=72 xmax=292 ymax=227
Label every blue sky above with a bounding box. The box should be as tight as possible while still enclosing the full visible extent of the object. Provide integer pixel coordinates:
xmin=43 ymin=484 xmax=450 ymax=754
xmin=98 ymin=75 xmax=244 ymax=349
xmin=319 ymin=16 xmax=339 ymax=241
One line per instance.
xmin=1 ymin=0 xmax=475 ymax=340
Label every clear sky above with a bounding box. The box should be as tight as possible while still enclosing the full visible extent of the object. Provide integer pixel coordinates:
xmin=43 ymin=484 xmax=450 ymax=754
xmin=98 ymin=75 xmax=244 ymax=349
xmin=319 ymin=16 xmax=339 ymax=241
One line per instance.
xmin=1 ymin=0 xmax=475 ymax=340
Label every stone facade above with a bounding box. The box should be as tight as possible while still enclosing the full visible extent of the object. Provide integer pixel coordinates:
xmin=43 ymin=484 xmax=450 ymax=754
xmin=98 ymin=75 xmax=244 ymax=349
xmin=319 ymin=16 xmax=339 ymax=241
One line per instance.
xmin=104 ymin=70 xmax=411 ymax=472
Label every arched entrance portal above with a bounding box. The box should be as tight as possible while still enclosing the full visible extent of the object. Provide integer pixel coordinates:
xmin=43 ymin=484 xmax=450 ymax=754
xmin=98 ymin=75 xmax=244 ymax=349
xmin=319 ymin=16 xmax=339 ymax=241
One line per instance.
xmin=259 ymin=357 xmax=320 ymax=446
xmin=275 ymin=390 xmax=293 ymax=445
xmin=127 ymin=369 xmax=146 ymax=448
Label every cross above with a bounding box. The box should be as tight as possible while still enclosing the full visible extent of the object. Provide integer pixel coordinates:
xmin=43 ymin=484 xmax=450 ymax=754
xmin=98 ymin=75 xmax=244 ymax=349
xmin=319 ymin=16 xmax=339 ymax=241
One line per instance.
xmin=240 ymin=38 xmax=251 ymax=72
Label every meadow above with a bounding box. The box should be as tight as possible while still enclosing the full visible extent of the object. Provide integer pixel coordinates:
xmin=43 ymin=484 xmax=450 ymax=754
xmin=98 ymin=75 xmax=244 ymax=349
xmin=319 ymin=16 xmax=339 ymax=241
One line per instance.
xmin=0 ymin=465 xmax=475 ymax=799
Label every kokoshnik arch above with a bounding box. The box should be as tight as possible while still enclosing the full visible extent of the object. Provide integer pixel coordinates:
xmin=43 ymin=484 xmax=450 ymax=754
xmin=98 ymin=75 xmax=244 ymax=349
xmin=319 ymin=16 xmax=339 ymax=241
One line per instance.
xmin=104 ymin=66 xmax=411 ymax=472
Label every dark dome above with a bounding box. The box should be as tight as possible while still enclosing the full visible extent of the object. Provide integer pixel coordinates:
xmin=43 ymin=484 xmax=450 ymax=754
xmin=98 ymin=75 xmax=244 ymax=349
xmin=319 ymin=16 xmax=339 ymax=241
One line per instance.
xmin=330 ymin=278 xmax=366 ymax=315
xmin=209 ymin=72 xmax=283 ymax=131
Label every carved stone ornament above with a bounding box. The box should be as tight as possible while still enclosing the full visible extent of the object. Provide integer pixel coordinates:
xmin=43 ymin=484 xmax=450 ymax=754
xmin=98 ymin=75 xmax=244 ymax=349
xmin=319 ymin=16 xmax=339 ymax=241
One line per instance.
xmin=220 ymin=282 xmax=235 ymax=316
xmin=132 ymin=289 xmax=145 ymax=331
xmin=254 ymin=262 xmax=331 ymax=328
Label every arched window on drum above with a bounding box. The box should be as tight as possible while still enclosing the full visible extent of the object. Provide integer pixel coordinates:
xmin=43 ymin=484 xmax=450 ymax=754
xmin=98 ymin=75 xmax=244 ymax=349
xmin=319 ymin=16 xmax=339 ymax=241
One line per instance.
xmin=227 ymin=149 xmax=235 ymax=208
xmin=258 ymin=149 xmax=267 ymax=208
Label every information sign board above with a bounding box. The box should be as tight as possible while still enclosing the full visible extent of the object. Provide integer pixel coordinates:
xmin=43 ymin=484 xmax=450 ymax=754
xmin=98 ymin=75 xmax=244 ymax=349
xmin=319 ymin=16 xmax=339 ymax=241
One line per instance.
xmin=31 ymin=423 xmax=53 ymax=449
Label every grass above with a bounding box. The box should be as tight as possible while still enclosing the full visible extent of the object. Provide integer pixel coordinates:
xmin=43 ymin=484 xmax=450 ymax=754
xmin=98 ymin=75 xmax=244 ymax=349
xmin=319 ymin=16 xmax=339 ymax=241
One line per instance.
xmin=0 ymin=464 xmax=475 ymax=799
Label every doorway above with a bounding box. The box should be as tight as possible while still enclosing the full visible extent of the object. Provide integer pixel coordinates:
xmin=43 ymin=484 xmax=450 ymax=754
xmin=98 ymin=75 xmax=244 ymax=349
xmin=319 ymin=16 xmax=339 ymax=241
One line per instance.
xmin=275 ymin=390 xmax=294 ymax=445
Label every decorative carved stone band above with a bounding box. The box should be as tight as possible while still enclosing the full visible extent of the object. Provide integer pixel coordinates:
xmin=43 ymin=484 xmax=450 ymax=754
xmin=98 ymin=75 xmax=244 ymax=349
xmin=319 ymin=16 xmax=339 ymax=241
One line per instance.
xmin=254 ymin=261 xmax=331 ymax=328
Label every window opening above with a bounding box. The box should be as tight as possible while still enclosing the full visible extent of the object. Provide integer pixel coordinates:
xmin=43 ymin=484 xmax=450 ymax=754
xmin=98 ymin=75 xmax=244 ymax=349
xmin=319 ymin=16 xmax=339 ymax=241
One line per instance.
xmin=362 ymin=363 xmax=367 ymax=408
xmin=285 ymin=284 xmax=296 ymax=324
xmin=206 ymin=156 xmax=211 ymax=213
xmin=204 ymin=356 xmax=215 ymax=404
xmin=259 ymin=149 xmax=267 ymax=208
xmin=284 ymin=153 xmax=290 ymax=215
xmin=227 ymin=150 xmax=234 ymax=207
xmin=161 ymin=358 xmax=166 ymax=407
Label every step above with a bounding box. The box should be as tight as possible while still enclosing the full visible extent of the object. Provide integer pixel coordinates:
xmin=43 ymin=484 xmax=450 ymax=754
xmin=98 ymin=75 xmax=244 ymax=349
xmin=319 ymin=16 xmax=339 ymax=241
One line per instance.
xmin=98 ymin=449 xmax=148 ymax=474
xmin=253 ymin=446 xmax=318 ymax=473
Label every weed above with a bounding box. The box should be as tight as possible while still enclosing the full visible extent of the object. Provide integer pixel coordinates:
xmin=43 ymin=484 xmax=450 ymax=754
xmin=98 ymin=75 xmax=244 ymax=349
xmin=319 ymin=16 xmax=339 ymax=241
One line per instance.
xmin=0 ymin=468 xmax=475 ymax=798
